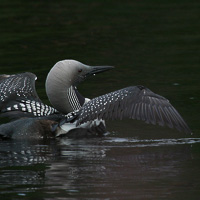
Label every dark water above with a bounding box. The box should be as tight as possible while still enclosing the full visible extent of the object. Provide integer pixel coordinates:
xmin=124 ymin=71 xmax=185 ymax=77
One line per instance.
xmin=0 ymin=1 xmax=200 ymax=199
xmin=1 ymin=137 xmax=200 ymax=200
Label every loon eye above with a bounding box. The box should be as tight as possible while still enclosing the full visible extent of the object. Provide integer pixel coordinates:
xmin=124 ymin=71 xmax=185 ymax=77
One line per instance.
xmin=78 ymin=69 xmax=82 ymax=73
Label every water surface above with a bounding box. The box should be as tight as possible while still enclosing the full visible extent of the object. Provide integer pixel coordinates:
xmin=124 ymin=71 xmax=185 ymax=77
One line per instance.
xmin=1 ymin=137 xmax=200 ymax=200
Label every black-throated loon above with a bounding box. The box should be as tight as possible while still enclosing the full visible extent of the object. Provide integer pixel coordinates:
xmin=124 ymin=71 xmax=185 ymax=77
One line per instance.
xmin=0 ymin=59 xmax=191 ymax=139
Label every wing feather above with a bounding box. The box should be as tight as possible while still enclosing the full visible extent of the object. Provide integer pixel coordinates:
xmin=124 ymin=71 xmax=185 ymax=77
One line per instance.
xmin=76 ymin=86 xmax=191 ymax=133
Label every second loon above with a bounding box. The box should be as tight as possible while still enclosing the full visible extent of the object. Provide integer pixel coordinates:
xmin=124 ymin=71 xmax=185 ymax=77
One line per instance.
xmin=0 ymin=60 xmax=191 ymax=139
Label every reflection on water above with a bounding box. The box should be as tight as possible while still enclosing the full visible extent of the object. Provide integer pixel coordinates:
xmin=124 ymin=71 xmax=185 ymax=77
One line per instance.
xmin=0 ymin=140 xmax=59 ymax=167
xmin=0 ymin=137 xmax=200 ymax=199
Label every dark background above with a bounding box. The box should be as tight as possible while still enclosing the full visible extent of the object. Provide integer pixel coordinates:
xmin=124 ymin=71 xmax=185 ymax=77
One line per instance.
xmin=1 ymin=0 xmax=199 ymax=134
xmin=1 ymin=1 xmax=199 ymax=134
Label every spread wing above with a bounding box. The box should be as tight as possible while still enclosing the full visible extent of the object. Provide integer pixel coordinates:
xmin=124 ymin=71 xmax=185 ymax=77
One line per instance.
xmin=76 ymin=86 xmax=191 ymax=134
xmin=0 ymin=72 xmax=58 ymax=119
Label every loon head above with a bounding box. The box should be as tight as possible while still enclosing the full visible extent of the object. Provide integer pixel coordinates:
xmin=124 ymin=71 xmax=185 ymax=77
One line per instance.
xmin=45 ymin=60 xmax=113 ymax=114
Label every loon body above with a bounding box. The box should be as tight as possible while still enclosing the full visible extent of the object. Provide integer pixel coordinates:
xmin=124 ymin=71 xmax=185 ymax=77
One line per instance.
xmin=0 ymin=60 xmax=191 ymax=139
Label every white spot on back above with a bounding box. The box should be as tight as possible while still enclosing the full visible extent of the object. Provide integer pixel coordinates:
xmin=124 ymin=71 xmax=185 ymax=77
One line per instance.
xmin=7 ymin=107 xmax=11 ymax=111
xmin=13 ymin=104 xmax=18 ymax=109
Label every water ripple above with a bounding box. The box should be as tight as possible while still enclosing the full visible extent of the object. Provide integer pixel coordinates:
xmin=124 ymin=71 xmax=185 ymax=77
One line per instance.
xmin=104 ymin=137 xmax=200 ymax=147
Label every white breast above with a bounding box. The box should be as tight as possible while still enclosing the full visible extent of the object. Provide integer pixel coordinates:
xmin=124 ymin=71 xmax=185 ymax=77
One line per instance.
xmin=56 ymin=119 xmax=106 ymax=137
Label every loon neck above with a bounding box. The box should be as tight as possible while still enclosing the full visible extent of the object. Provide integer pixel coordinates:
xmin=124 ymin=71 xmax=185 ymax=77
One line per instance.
xmin=66 ymin=86 xmax=85 ymax=112
xmin=45 ymin=68 xmax=85 ymax=114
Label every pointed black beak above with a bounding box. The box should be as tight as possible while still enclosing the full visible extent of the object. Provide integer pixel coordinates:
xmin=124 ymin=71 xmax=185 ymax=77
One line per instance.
xmin=88 ymin=65 xmax=114 ymax=76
